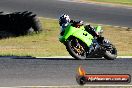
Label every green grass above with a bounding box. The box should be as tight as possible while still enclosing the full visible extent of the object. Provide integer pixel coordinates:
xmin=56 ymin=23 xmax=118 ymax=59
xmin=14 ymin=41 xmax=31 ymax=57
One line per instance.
xmin=82 ymin=0 xmax=132 ymax=5
xmin=0 ymin=17 xmax=131 ymax=57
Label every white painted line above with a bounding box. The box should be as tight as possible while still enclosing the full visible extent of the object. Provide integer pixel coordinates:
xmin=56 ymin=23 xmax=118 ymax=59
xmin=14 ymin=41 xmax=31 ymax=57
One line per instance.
xmin=58 ymin=0 xmax=79 ymax=3
xmin=37 ymin=56 xmax=132 ymax=58
xmin=122 ymin=27 xmax=129 ymax=29
xmin=117 ymin=56 xmax=132 ymax=58
xmin=37 ymin=56 xmax=72 ymax=58
xmin=0 ymin=87 xmax=16 ymax=88
xmin=11 ymin=85 xmax=79 ymax=88
xmin=114 ymin=26 xmax=120 ymax=28
xmin=84 ymin=85 xmax=132 ymax=86
xmin=2 ymin=56 xmax=130 ymax=59
xmin=7 ymin=85 xmax=132 ymax=88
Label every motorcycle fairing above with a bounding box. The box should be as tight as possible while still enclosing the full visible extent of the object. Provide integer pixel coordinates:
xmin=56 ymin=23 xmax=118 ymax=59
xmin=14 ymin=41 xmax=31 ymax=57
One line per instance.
xmin=59 ymin=24 xmax=94 ymax=47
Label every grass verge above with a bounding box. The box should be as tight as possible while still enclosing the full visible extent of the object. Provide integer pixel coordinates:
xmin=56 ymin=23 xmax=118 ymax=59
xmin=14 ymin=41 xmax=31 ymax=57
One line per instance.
xmin=80 ymin=0 xmax=132 ymax=6
xmin=0 ymin=17 xmax=131 ymax=57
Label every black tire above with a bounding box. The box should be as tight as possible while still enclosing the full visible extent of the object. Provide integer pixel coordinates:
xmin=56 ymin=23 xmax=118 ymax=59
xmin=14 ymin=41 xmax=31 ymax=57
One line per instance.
xmin=0 ymin=11 xmax=42 ymax=37
xmin=31 ymin=16 xmax=42 ymax=33
xmin=65 ymin=37 xmax=87 ymax=60
xmin=104 ymin=44 xmax=117 ymax=60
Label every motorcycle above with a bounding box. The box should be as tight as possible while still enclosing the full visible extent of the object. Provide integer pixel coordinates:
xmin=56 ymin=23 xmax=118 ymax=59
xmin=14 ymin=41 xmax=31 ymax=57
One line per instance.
xmin=59 ymin=22 xmax=117 ymax=60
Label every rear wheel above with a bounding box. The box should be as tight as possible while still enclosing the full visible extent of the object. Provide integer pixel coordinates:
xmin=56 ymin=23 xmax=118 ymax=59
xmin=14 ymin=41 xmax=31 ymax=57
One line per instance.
xmin=65 ymin=37 xmax=87 ymax=60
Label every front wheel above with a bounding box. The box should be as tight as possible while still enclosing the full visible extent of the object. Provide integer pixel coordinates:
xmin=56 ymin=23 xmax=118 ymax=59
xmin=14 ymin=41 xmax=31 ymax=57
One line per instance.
xmin=65 ymin=37 xmax=87 ymax=60
xmin=104 ymin=43 xmax=117 ymax=60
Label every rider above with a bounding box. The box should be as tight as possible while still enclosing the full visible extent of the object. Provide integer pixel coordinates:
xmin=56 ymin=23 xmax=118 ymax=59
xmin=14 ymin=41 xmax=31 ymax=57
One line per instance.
xmin=59 ymin=14 xmax=104 ymax=43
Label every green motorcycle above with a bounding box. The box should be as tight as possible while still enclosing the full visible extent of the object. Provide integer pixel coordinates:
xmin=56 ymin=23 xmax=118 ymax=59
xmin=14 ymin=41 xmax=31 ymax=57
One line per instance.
xmin=59 ymin=23 xmax=117 ymax=60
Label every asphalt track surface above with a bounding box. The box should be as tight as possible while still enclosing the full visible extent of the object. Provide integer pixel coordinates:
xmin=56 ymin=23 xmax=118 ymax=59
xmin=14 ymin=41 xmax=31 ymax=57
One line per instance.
xmin=0 ymin=0 xmax=132 ymax=27
xmin=0 ymin=57 xmax=132 ymax=86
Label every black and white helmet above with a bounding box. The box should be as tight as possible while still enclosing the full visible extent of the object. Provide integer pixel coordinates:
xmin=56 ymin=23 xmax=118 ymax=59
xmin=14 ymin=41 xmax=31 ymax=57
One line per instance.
xmin=59 ymin=14 xmax=71 ymax=26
